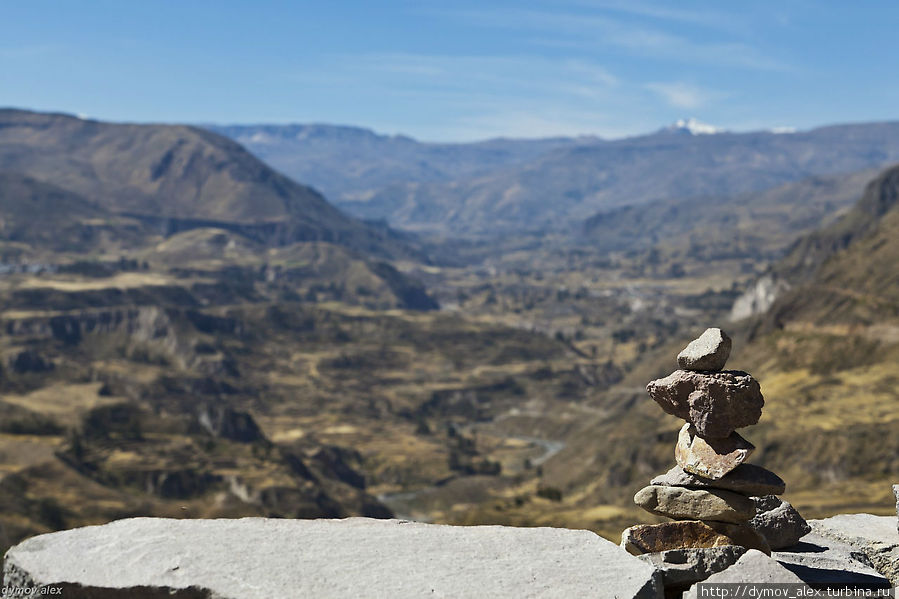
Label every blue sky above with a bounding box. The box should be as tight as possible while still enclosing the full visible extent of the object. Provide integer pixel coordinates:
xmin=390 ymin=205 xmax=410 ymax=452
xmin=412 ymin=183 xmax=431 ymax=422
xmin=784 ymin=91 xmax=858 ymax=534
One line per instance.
xmin=3 ymin=1 xmax=898 ymax=141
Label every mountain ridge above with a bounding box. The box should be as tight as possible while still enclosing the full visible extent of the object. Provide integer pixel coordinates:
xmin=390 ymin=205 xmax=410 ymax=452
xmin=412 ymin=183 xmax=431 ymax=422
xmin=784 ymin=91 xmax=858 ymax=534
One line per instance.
xmin=583 ymin=167 xmax=879 ymax=260
xmin=745 ymin=163 xmax=899 ymax=328
xmin=209 ymin=118 xmax=899 ymax=236
xmin=206 ymin=122 xmax=597 ymax=211
xmin=0 ymin=109 xmax=416 ymax=260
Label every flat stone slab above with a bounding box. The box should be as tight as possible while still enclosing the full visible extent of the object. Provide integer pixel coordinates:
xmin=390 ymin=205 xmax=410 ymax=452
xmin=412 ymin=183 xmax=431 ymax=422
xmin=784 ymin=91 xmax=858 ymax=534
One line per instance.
xmin=646 ymin=370 xmax=763 ymax=438
xmin=675 ymin=424 xmax=754 ymax=480
xmin=810 ymin=514 xmax=899 ymax=586
xmin=677 ymin=328 xmax=732 ymax=371
xmin=773 ymin=532 xmax=891 ymax=588
xmin=651 ymin=465 xmax=785 ymax=497
xmin=634 ymin=485 xmax=755 ymax=523
xmin=2 ymin=517 xmax=663 ymax=599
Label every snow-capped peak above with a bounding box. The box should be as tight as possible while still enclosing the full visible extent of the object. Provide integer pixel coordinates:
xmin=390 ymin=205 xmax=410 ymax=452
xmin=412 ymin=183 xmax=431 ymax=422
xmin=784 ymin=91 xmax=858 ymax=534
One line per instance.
xmin=246 ymin=132 xmax=274 ymax=144
xmin=666 ymin=117 xmax=722 ymax=135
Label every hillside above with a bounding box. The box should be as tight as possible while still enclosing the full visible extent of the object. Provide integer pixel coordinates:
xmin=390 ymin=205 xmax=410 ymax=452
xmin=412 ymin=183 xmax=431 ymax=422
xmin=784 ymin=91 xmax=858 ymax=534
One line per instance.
xmin=0 ymin=110 xmax=413 ymax=259
xmin=140 ymin=229 xmax=438 ymax=311
xmin=492 ymin=164 xmax=899 ymax=536
xmin=728 ymin=164 xmax=899 ymax=515
xmin=733 ymin=164 xmax=899 ymax=320
xmin=305 ymin=122 xmax=899 ymax=235
xmin=0 ymin=172 xmax=148 ymax=255
xmin=583 ymin=168 xmax=878 ymax=260
xmin=767 ymin=164 xmax=899 ymax=293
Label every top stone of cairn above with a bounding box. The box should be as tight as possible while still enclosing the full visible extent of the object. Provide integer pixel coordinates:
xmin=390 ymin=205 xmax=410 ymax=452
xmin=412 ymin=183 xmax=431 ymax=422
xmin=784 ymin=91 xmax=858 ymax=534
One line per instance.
xmin=677 ymin=328 xmax=732 ymax=371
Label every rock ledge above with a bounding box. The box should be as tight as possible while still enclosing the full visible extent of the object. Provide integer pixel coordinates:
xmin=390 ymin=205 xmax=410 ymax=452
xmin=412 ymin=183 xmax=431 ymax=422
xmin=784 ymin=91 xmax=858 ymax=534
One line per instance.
xmin=3 ymin=517 xmax=662 ymax=599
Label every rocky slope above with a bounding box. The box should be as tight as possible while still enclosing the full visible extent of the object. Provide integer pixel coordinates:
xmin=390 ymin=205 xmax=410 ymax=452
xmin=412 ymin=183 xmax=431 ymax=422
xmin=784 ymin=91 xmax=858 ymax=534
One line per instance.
xmin=738 ymin=162 xmax=899 ymax=323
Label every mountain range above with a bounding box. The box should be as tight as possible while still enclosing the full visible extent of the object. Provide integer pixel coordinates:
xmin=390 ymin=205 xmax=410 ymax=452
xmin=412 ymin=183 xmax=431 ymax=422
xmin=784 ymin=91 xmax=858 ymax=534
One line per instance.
xmin=205 ymin=123 xmax=595 ymax=209
xmin=210 ymin=120 xmax=899 ymax=236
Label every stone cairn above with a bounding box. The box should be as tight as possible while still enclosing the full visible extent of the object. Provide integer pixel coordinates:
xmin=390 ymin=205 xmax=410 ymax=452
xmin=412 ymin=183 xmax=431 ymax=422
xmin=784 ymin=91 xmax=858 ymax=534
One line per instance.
xmin=621 ymin=328 xmax=809 ymax=558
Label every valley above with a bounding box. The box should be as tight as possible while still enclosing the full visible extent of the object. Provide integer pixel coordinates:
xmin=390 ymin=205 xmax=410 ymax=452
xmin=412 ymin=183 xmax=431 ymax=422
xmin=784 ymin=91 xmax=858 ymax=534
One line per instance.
xmin=0 ymin=109 xmax=897 ymax=559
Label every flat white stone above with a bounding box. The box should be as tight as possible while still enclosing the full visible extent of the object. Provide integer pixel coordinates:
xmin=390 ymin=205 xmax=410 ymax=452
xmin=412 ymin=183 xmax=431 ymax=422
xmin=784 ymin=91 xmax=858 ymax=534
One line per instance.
xmin=3 ymin=517 xmax=662 ymax=598
xmin=810 ymin=513 xmax=898 ymax=545
xmin=773 ymin=532 xmax=889 ymax=586
xmin=809 ymin=514 xmax=899 ymax=586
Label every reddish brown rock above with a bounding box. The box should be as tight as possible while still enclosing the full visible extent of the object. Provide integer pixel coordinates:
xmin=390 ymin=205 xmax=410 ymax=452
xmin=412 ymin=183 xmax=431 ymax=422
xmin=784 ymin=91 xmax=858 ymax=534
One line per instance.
xmin=675 ymin=424 xmax=755 ymax=480
xmin=646 ymin=370 xmax=764 ymax=438
xmin=651 ymin=464 xmax=786 ymax=497
xmin=620 ymin=521 xmax=738 ymax=556
xmin=634 ymin=485 xmax=756 ymax=523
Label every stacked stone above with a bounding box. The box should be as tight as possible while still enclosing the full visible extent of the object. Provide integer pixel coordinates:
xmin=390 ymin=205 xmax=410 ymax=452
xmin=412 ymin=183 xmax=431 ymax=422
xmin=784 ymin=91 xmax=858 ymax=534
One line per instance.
xmin=622 ymin=328 xmax=809 ymax=559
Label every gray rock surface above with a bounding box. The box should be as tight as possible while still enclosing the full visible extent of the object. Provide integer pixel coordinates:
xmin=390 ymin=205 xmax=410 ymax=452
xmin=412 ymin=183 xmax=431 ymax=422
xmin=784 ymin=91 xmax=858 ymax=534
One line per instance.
xmin=705 ymin=521 xmax=772 ymax=555
xmin=675 ymin=424 xmax=754 ymax=480
xmin=646 ymin=370 xmax=763 ymax=438
xmin=810 ymin=514 xmax=899 ymax=586
xmin=677 ymin=328 xmax=732 ymax=371
xmin=683 ymin=550 xmax=805 ymax=596
xmin=634 ymin=485 xmax=756 ymax=523
xmin=2 ymin=517 xmax=663 ymax=599
xmin=894 ymin=485 xmax=898 ymax=531
xmin=773 ymin=532 xmax=891 ymax=588
xmin=729 ymin=275 xmax=790 ymax=321
xmin=651 ymin=465 xmax=785 ymax=497
xmin=749 ymin=496 xmax=811 ymax=550
xmin=638 ymin=546 xmax=746 ymax=588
